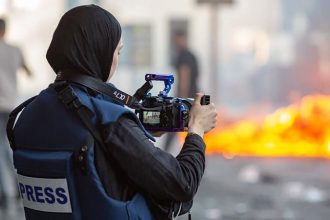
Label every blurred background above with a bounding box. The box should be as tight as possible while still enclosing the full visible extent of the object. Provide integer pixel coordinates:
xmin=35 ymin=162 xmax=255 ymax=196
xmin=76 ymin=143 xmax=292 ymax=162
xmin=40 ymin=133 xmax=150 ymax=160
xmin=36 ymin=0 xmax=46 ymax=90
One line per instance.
xmin=1 ymin=0 xmax=330 ymax=219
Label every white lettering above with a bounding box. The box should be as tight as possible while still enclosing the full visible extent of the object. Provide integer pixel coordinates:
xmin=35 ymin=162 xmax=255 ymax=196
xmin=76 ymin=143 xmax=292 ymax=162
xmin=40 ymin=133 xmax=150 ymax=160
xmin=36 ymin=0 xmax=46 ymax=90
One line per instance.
xmin=113 ymin=91 xmax=126 ymax=101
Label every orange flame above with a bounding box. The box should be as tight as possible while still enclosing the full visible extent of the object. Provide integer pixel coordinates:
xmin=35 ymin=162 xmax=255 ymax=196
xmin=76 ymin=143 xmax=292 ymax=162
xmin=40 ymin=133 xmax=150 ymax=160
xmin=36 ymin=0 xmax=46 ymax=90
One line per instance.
xmin=183 ymin=95 xmax=330 ymax=159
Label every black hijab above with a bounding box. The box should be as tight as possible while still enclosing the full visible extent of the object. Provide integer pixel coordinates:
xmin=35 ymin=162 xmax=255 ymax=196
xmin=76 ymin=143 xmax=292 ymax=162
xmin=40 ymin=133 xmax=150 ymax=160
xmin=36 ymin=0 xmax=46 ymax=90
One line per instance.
xmin=46 ymin=5 xmax=121 ymax=82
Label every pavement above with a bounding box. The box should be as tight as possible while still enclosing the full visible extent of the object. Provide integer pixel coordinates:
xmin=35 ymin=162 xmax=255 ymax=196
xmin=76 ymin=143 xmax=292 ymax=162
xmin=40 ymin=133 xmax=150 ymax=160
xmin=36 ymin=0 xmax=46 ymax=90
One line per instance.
xmin=1 ymin=156 xmax=330 ymax=220
xmin=178 ymin=156 xmax=330 ymax=220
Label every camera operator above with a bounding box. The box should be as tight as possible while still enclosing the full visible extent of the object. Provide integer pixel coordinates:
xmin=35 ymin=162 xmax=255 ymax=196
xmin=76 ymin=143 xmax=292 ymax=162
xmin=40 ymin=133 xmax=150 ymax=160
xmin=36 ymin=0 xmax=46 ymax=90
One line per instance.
xmin=7 ymin=5 xmax=217 ymax=220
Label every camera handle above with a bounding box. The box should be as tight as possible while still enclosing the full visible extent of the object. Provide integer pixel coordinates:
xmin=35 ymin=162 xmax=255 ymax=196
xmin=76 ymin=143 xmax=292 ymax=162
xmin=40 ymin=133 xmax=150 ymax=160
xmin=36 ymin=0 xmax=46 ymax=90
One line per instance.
xmin=145 ymin=74 xmax=174 ymax=97
xmin=200 ymin=95 xmax=210 ymax=105
xmin=132 ymin=81 xmax=153 ymax=102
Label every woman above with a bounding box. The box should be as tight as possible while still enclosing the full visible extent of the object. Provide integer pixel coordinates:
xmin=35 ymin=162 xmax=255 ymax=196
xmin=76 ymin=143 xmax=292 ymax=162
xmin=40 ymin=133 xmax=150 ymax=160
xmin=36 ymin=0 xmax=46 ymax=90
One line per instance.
xmin=8 ymin=5 xmax=217 ymax=220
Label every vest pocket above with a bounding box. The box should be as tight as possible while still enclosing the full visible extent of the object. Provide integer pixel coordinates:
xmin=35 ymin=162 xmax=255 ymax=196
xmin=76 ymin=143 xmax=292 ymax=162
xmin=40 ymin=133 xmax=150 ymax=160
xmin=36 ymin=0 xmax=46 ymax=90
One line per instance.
xmin=13 ymin=149 xmax=81 ymax=220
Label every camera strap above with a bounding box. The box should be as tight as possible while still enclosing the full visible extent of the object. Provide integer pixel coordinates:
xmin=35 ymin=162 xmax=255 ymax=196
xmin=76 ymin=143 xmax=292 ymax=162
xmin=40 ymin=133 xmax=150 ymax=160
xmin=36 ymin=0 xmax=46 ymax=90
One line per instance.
xmin=55 ymin=72 xmax=140 ymax=109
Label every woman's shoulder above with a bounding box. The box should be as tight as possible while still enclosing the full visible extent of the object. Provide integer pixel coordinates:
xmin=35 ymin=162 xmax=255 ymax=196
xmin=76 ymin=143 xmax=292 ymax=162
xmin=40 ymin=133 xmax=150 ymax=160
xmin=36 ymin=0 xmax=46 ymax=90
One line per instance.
xmin=89 ymin=93 xmax=134 ymax=124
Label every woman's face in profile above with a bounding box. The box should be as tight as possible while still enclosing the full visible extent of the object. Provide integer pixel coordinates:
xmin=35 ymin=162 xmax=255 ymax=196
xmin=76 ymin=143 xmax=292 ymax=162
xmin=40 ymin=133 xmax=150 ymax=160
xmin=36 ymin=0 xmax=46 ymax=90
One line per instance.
xmin=108 ymin=38 xmax=123 ymax=82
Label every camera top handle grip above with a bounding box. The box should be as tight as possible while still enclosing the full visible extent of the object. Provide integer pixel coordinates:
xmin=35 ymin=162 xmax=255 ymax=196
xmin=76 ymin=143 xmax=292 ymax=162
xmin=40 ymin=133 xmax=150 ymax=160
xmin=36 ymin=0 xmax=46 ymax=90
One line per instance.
xmin=145 ymin=74 xmax=174 ymax=97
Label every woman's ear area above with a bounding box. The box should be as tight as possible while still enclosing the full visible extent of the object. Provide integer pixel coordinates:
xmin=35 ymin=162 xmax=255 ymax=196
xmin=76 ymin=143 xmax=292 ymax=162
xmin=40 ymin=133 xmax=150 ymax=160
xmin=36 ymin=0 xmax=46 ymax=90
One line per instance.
xmin=107 ymin=37 xmax=123 ymax=82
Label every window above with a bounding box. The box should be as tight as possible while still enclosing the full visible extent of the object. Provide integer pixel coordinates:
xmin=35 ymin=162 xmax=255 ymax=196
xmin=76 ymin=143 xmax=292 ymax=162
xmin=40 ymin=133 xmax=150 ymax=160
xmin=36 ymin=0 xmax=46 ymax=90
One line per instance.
xmin=120 ymin=25 xmax=152 ymax=67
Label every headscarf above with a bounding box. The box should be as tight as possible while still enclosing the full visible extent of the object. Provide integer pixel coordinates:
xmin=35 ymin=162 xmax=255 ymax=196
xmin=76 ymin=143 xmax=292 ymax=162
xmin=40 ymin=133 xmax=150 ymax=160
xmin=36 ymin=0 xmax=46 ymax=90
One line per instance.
xmin=46 ymin=5 xmax=121 ymax=82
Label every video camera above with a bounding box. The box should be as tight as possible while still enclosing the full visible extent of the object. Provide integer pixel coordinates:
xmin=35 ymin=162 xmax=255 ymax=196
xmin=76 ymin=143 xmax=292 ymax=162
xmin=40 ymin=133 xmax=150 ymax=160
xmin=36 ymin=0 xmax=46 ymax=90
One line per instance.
xmin=133 ymin=74 xmax=210 ymax=132
xmin=55 ymin=72 xmax=209 ymax=132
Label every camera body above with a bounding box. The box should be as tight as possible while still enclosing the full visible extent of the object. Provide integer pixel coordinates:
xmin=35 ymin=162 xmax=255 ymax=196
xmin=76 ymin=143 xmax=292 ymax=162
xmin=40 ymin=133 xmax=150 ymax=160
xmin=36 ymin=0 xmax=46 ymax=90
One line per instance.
xmin=134 ymin=74 xmax=209 ymax=132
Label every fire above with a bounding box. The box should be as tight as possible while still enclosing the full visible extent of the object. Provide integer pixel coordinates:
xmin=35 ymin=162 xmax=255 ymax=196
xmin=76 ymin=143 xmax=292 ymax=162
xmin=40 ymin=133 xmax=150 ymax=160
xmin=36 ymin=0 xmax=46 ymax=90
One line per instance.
xmin=183 ymin=95 xmax=330 ymax=159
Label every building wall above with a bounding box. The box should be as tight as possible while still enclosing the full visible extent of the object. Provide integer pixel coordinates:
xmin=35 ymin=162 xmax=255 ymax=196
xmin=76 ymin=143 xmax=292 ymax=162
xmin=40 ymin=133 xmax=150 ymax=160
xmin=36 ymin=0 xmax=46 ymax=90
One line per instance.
xmin=102 ymin=0 xmax=212 ymax=96
xmin=6 ymin=0 xmax=327 ymax=111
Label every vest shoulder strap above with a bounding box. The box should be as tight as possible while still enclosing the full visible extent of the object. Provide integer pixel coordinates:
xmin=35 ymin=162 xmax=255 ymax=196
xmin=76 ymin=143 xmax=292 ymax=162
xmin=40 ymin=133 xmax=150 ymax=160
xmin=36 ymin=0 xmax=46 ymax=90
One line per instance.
xmin=7 ymin=96 xmax=37 ymax=150
xmin=52 ymin=82 xmax=108 ymax=156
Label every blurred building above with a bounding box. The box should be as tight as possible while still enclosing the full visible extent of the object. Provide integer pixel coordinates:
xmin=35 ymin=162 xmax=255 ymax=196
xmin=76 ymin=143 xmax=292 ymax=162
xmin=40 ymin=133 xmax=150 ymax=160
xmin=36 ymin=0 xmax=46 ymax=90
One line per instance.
xmin=0 ymin=0 xmax=329 ymax=115
xmin=220 ymin=0 xmax=330 ymax=112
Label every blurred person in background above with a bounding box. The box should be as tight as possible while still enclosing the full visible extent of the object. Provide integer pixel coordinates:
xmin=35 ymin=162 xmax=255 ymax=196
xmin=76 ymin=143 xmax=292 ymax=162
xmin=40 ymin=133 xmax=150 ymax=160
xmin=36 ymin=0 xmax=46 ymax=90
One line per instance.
xmin=174 ymin=30 xmax=199 ymax=99
xmin=7 ymin=5 xmax=217 ymax=220
xmin=0 ymin=17 xmax=31 ymax=206
xmin=163 ymin=30 xmax=200 ymax=152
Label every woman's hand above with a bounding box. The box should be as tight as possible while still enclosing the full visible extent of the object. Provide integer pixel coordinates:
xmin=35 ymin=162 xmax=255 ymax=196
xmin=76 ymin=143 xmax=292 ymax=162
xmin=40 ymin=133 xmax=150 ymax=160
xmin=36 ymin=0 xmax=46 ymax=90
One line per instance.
xmin=188 ymin=93 xmax=218 ymax=138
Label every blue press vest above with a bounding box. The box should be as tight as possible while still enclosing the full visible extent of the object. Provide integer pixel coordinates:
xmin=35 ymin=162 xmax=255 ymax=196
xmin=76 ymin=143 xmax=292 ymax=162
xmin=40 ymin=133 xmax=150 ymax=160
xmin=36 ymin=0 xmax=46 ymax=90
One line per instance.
xmin=12 ymin=85 xmax=155 ymax=220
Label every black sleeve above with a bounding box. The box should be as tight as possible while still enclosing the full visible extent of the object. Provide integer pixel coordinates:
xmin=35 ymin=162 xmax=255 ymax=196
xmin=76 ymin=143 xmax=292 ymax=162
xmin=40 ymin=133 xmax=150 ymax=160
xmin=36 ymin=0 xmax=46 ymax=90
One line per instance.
xmin=102 ymin=114 xmax=206 ymax=218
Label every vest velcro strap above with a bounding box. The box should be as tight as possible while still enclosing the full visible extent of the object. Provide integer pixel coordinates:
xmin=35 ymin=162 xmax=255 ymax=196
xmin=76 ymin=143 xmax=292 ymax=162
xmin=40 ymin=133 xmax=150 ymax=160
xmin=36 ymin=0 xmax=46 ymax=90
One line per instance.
xmin=57 ymin=86 xmax=78 ymax=106
xmin=54 ymin=84 xmax=84 ymax=111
